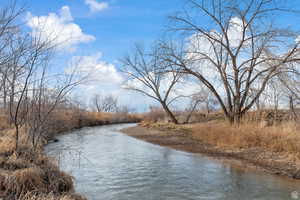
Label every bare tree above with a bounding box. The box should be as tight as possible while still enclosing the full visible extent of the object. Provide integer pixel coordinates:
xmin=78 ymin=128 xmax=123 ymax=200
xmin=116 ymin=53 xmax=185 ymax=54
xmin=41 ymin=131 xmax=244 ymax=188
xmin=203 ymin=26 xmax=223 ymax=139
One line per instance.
xmin=26 ymin=66 xmax=84 ymax=149
xmin=121 ymin=44 xmax=182 ymax=124
xmin=162 ymin=0 xmax=300 ymax=124
xmin=0 ymin=1 xmax=86 ymax=152
xmin=277 ymin=72 xmax=300 ymax=120
xmin=0 ymin=1 xmax=25 ymax=110
xmin=288 ymin=95 xmax=298 ymax=120
xmin=92 ymin=94 xmax=118 ymax=113
xmin=184 ymin=86 xmax=218 ymax=123
xmin=8 ymin=31 xmax=54 ymax=151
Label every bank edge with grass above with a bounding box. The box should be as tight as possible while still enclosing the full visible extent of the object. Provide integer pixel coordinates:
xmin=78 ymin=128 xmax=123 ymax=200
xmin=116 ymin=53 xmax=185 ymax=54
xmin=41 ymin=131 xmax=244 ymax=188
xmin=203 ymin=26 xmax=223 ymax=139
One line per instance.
xmin=122 ymin=120 xmax=300 ymax=180
xmin=0 ymin=110 xmax=141 ymax=200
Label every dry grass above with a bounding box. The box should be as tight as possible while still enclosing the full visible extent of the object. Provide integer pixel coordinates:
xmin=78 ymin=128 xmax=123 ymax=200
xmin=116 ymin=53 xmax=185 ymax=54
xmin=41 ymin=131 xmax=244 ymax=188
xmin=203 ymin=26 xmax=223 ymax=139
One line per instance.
xmin=0 ymin=150 xmax=77 ymax=199
xmin=143 ymin=118 xmax=300 ymax=159
xmin=45 ymin=109 xmax=141 ymax=137
xmin=143 ymin=107 xmax=166 ymax=123
xmin=0 ymin=108 xmax=141 ymax=199
xmin=0 ymin=128 xmax=30 ymax=156
xmin=189 ymin=121 xmax=300 ymax=158
xmin=142 ymin=106 xmax=300 ymax=158
xmin=0 ymin=130 xmax=15 ymax=155
xmin=141 ymin=121 xmax=191 ymax=133
xmin=0 ymin=110 xmax=10 ymax=130
xmin=7 ymin=167 xmax=47 ymax=195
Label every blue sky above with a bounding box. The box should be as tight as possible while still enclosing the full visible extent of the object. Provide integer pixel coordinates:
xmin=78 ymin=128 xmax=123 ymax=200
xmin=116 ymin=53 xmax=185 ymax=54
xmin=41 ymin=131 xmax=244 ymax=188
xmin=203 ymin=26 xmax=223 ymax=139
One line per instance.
xmin=20 ymin=0 xmax=183 ymax=63
xmin=3 ymin=0 xmax=300 ymax=111
xmin=17 ymin=0 xmax=300 ymax=67
xmin=6 ymin=0 xmax=186 ymax=110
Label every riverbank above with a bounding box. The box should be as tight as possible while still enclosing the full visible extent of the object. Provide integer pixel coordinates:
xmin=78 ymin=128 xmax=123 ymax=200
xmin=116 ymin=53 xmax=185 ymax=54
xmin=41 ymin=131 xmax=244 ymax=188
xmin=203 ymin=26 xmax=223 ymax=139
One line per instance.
xmin=122 ymin=122 xmax=300 ymax=179
xmin=0 ymin=110 xmax=141 ymax=200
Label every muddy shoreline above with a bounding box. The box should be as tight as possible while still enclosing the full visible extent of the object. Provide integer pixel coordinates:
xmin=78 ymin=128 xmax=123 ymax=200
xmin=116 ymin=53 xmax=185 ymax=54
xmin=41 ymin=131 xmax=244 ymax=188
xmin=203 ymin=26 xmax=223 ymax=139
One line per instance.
xmin=122 ymin=125 xmax=300 ymax=180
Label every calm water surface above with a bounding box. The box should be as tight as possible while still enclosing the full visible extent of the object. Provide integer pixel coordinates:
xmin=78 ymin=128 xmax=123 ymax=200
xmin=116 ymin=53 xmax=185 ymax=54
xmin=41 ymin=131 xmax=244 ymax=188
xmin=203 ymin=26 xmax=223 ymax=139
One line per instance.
xmin=46 ymin=124 xmax=300 ymax=200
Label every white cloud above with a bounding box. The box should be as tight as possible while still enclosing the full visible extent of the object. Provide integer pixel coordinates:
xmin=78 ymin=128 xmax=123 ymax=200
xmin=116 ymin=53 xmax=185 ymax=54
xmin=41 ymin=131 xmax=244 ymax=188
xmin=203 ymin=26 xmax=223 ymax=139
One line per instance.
xmin=66 ymin=52 xmax=154 ymax=111
xmin=185 ymin=17 xmax=252 ymax=80
xmin=227 ymin=17 xmax=246 ymax=48
xmin=68 ymin=52 xmax=123 ymax=84
xmin=67 ymin=53 xmax=202 ymax=111
xmin=123 ymin=72 xmax=201 ymax=108
xmin=295 ymin=35 xmax=300 ymax=43
xmin=186 ymin=32 xmax=222 ymax=82
xmin=26 ymin=6 xmax=95 ymax=52
xmin=85 ymin=0 xmax=109 ymax=13
xmin=184 ymin=17 xmax=250 ymax=102
xmin=60 ymin=6 xmax=73 ymax=21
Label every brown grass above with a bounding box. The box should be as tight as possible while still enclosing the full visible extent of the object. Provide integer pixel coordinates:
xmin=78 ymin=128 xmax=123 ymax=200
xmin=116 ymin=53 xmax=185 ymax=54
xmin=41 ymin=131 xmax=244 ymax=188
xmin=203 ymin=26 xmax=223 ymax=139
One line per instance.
xmin=141 ymin=121 xmax=191 ymax=133
xmin=0 ymin=111 xmax=10 ymax=130
xmin=142 ymin=118 xmax=300 ymax=159
xmin=189 ymin=121 xmax=300 ymax=158
xmin=0 ymin=150 xmax=77 ymax=199
xmin=0 ymin=131 xmax=15 ymax=155
xmin=0 ymin=128 xmax=31 ymax=157
xmin=44 ymin=109 xmax=141 ymax=138
xmin=0 ymin=108 xmax=142 ymax=199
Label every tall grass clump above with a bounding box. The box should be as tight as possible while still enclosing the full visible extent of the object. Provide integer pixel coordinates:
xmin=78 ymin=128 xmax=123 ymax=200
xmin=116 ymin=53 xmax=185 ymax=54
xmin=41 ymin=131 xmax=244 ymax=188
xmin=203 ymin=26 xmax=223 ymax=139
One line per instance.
xmin=191 ymin=121 xmax=300 ymax=158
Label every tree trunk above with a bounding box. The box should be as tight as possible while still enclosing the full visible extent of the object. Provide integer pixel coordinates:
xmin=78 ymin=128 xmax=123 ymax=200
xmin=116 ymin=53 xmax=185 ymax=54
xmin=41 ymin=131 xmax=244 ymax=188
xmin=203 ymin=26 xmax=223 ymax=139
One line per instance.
xmin=185 ymin=100 xmax=200 ymax=124
xmin=226 ymin=111 xmax=243 ymax=125
xmin=15 ymin=125 xmax=19 ymax=152
xmin=161 ymin=103 xmax=178 ymax=124
xmin=289 ymin=96 xmax=297 ymax=120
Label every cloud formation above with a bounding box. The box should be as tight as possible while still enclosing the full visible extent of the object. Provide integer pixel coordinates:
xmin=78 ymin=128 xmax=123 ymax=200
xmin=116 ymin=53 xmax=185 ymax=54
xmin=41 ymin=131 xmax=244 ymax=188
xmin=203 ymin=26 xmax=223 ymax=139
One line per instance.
xmin=184 ymin=17 xmax=249 ymax=101
xmin=66 ymin=53 xmax=153 ymax=110
xmin=124 ymin=72 xmax=202 ymax=109
xmin=67 ymin=52 xmax=123 ymax=84
xmin=26 ymin=6 xmax=95 ymax=52
xmin=85 ymin=0 xmax=109 ymax=13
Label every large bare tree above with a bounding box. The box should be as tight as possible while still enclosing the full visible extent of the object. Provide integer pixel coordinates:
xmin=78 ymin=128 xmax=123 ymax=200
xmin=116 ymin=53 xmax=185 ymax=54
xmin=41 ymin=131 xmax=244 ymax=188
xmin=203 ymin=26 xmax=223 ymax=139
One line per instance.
xmin=121 ymin=44 xmax=182 ymax=124
xmin=162 ymin=0 xmax=300 ymax=123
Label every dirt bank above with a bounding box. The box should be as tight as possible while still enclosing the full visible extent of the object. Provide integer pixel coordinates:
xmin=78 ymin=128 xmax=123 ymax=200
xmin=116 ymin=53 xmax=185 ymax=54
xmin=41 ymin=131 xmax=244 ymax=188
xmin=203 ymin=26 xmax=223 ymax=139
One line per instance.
xmin=122 ymin=124 xmax=300 ymax=179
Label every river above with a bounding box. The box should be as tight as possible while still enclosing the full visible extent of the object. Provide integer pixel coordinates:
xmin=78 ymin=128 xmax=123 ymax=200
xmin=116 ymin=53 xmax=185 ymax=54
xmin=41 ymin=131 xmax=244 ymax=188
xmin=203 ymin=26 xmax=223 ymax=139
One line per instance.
xmin=46 ymin=123 xmax=300 ymax=200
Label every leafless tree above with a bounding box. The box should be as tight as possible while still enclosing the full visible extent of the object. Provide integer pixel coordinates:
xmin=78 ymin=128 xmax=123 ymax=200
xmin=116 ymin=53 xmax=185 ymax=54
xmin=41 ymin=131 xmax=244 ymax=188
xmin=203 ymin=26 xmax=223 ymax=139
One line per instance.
xmin=266 ymin=78 xmax=284 ymax=119
xmin=8 ymin=31 xmax=53 ymax=151
xmin=121 ymin=44 xmax=182 ymax=124
xmin=26 ymin=66 xmax=84 ymax=149
xmin=162 ymin=0 xmax=300 ymax=124
xmin=184 ymin=87 xmax=218 ymax=122
xmin=0 ymin=1 xmax=87 ymax=152
xmin=92 ymin=94 xmax=118 ymax=113
xmin=277 ymin=72 xmax=300 ymax=120
xmin=0 ymin=1 xmax=25 ymax=110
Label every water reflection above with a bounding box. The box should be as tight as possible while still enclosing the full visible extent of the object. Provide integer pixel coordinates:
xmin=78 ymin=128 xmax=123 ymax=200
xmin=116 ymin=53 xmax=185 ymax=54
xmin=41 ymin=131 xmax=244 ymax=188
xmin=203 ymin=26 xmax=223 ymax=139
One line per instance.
xmin=46 ymin=124 xmax=300 ymax=200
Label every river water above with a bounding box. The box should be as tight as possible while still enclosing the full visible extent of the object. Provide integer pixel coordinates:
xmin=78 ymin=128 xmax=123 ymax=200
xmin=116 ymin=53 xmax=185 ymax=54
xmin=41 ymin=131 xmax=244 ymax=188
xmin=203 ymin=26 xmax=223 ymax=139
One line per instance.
xmin=46 ymin=124 xmax=300 ymax=200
